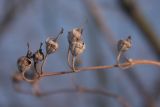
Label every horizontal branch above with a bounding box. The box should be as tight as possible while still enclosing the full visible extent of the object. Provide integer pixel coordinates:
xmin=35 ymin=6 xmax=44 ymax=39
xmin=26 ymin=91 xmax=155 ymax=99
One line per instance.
xmin=41 ymin=59 xmax=160 ymax=77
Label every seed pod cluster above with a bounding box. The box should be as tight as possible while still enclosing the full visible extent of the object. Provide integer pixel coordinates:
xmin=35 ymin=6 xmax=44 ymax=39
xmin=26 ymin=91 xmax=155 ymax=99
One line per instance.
xmin=67 ymin=28 xmax=85 ymax=72
xmin=16 ymin=27 xmax=85 ymax=82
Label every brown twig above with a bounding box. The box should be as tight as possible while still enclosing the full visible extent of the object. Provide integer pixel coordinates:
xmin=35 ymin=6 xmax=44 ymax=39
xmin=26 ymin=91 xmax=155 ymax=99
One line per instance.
xmin=41 ymin=59 xmax=160 ymax=77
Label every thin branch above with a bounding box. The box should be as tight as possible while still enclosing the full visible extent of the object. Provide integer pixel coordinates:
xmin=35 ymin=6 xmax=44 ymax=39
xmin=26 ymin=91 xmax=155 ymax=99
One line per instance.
xmin=41 ymin=59 xmax=160 ymax=77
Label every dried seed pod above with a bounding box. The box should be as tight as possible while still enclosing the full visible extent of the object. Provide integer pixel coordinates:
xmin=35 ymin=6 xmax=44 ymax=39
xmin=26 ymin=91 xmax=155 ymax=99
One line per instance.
xmin=17 ymin=43 xmax=32 ymax=73
xmin=67 ymin=26 xmax=86 ymax=72
xmin=67 ymin=18 xmax=87 ymax=43
xmin=68 ymin=28 xmax=83 ymax=43
xmin=45 ymin=38 xmax=59 ymax=55
xmin=17 ymin=56 xmax=32 ymax=73
xmin=33 ymin=42 xmax=44 ymax=63
xmin=116 ymin=36 xmax=132 ymax=66
xmin=67 ymin=27 xmax=84 ymax=70
xmin=117 ymin=36 xmax=132 ymax=52
xmin=70 ymin=41 xmax=85 ymax=56
xmin=40 ymin=28 xmax=64 ymax=75
xmin=69 ymin=40 xmax=85 ymax=72
xmin=33 ymin=42 xmax=44 ymax=74
xmin=45 ymin=28 xmax=63 ymax=55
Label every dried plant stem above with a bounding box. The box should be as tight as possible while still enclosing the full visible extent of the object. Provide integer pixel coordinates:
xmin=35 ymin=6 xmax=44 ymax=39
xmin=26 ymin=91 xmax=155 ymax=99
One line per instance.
xmin=34 ymin=62 xmax=38 ymax=74
xmin=41 ymin=59 xmax=160 ymax=77
xmin=67 ymin=47 xmax=72 ymax=68
xmin=116 ymin=51 xmax=123 ymax=65
xmin=40 ymin=54 xmax=48 ymax=75
xmin=15 ymin=59 xmax=160 ymax=82
xmin=72 ymin=56 xmax=77 ymax=72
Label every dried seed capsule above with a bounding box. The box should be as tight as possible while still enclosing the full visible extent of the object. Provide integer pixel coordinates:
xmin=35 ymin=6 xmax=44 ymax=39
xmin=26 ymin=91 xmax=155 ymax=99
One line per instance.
xmin=17 ymin=43 xmax=32 ymax=73
xmin=45 ymin=28 xmax=63 ymax=55
xmin=67 ymin=27 xmax=85 ymax=72
xmin=70 ymin=41 xmax=85 ymax=57
xmin=33 ymin=43 xmax=44 ymax=75
xmin=45 ymin=38 xmax=59 ymax=54
xmin=33 ymin=42 xmax=44 ymax=63
xmin=117 ymin=36 xmax=132 ymax=52
xmin=116 ymin=36 xmax=132 ymax=66
xmin=69 ymin=40 xmax=85 ymax=72
xmin=68 ymin=28 xmax=83 ymax=43
xmin=17 ymin=56 xmax=32 ymax=73
xmin=40 ymin=28 xmax=64 ymax=75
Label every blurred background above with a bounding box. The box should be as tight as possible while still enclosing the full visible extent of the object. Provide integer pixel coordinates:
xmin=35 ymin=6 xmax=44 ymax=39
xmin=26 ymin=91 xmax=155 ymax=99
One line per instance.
xmin=0 ymin=0 xmax=160 ymax=107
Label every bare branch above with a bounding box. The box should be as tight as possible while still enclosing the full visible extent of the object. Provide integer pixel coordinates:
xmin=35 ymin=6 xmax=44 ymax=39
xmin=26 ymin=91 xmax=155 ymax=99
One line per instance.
xmin=41 ymin=59 xmax=160 ymax=77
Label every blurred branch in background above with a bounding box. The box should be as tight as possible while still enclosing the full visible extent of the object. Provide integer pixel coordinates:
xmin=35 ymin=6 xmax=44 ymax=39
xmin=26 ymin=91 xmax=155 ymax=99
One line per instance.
xmin=118 ymin=0 xmax=160 ymax=59
xmin=81 ymin=0 xmax=115 ymax=48
xmin=14 ymin=84 xmax=131 ymax=107
xmin=81 ymin=0 xmax=156 ymax=107
xmin=87 ymin=17 xmax=109 ymax=107
xmin=0 ymin=0 xmax=32 ymax=39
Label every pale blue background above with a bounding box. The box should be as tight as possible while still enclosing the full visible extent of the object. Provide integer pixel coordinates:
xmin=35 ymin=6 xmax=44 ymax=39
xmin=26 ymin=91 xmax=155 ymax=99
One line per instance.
xmin=0 ymin=0 xmax=160 ymax=107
